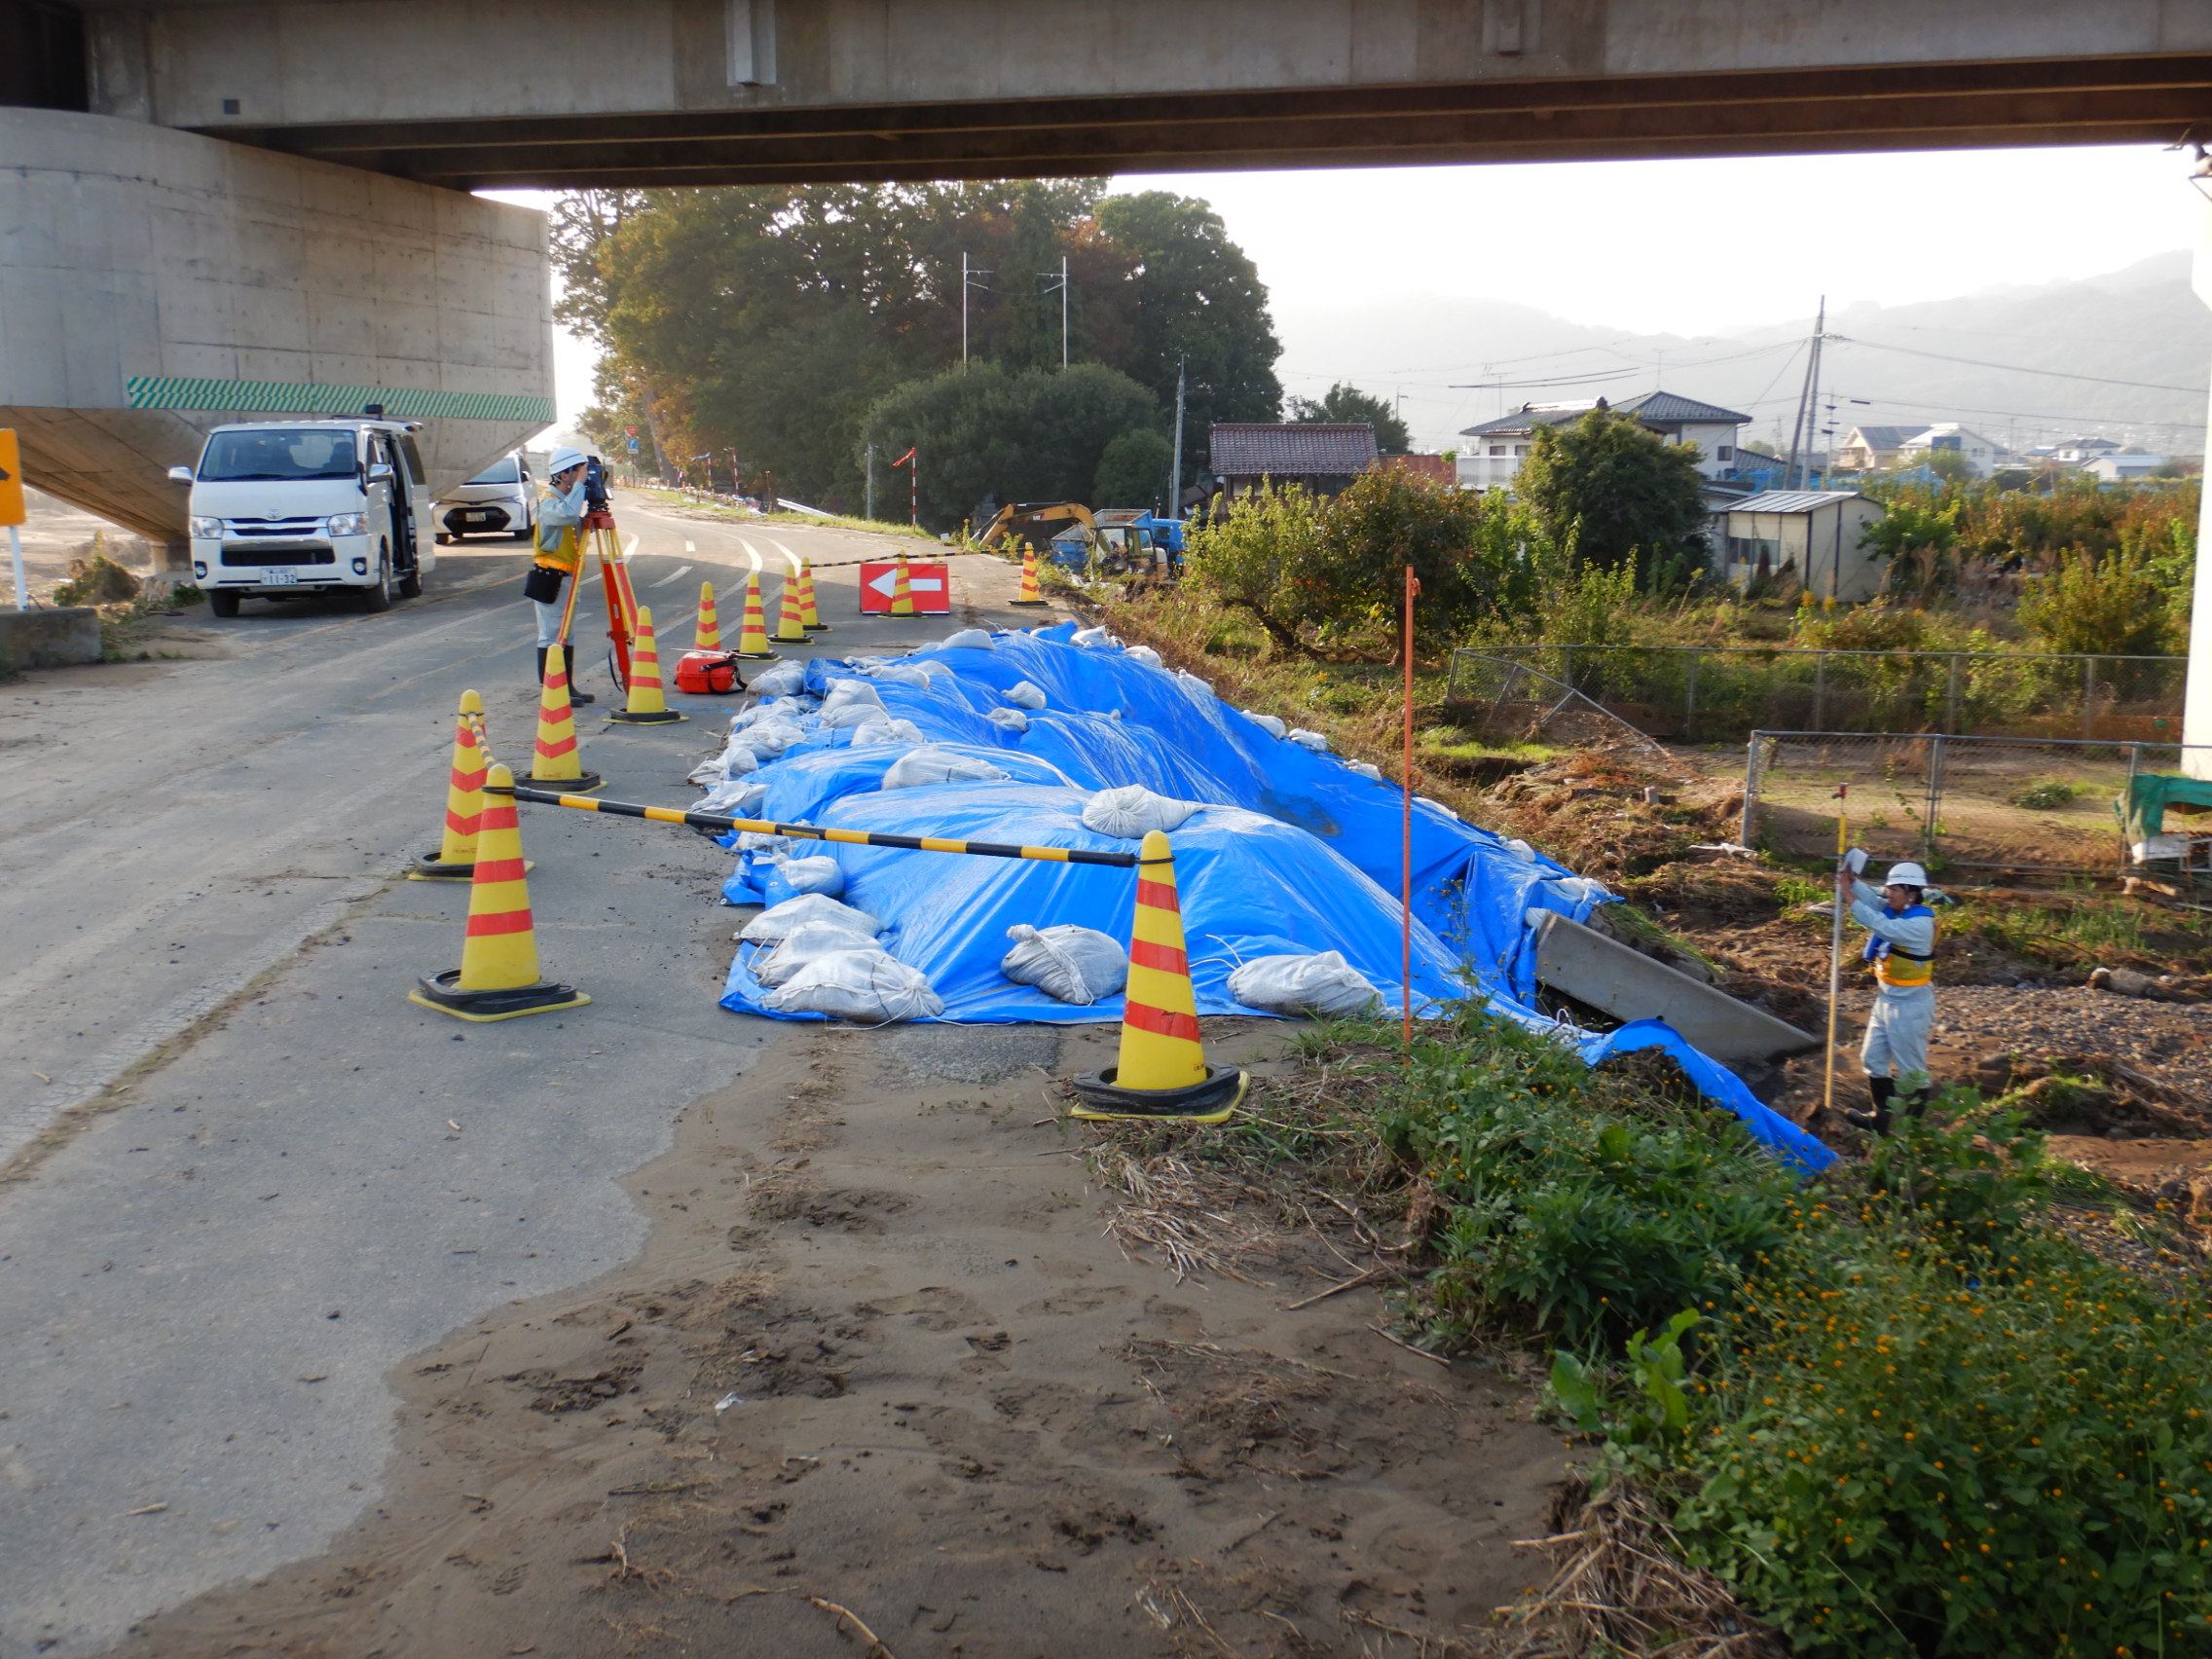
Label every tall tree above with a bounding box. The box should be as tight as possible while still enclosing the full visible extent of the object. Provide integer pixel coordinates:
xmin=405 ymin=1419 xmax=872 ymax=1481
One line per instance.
xmin=1288 ymin=381 xmax=1411 ymax=453
xmin=558 ymin=182 xmax=1281 ymax=513
xmin=1515 ymin=409 xmax=1711 ymax=590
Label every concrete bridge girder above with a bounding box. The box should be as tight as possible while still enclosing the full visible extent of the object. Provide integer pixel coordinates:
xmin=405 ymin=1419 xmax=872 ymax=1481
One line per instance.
xmin=0 ymin=108 xmax=553 ymax=559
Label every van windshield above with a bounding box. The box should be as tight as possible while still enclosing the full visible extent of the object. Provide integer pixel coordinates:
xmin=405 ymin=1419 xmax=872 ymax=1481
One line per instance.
xmin=200 ymin=429 xmax=358 ymax=482
xmin=464 ymin=455 xmax=521 ymax=485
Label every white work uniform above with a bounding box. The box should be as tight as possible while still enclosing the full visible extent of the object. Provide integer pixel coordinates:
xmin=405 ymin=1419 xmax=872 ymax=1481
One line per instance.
xmin=531 ymin=478 xmax=590 ymax=647
xmin=1848 ymin=878 xmax=1936 ymax=1091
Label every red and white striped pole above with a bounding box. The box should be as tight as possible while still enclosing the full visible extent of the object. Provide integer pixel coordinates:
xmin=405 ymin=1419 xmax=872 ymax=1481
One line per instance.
xmin=894 ymin=446 xmax=917 ymax=525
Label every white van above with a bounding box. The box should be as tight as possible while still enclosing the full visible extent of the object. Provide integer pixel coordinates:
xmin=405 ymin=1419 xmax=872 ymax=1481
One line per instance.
xmin=433 ymin=451 xmax=536 ymax=543
xmin=170 ymin=419 xmax=435 ymax=617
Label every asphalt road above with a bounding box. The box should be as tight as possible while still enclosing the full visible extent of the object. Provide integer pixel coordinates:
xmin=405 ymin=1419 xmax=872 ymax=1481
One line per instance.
xmin=0 ymin=495 xmax=1060 ymax=1656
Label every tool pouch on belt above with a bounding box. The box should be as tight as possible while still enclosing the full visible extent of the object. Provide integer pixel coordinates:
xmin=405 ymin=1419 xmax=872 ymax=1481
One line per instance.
xmin=674 ymin=649 xmax=744 ymax=695
xmin=522 ymin=565 xmax=566 ymax=605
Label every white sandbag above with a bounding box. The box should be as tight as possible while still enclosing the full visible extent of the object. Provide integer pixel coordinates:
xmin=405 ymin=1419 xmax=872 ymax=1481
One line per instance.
xmin=984 ymin=707 xmax=1030 ymax=733
xmin=729 ymin=695 xmax=810 ymax=730
xmin=1174 ymin=670 xmax=1214 ymax=696
xmin=701 ymin=783 xmax=767 ymax=823
xmin=940 ymin=628 xmax=994 ymax=650
xmin=847 ymin=719 xmax=919 ymax=749
xmin=865 ymin=662 xmax=938 ymax=688
xmin=1242 ymin=711 xmax=1287 ymax=740
xmin=729 ymin=719 xmax=807 ymax=758
xmin=821 ymin=699 xmax=892 ymax=729
xmin=819 ymin=679 xmax=885 ymax=717
xmin=738 ymin=830 xmax=799 ymax=856
xmin=1287 ymin=727 xmax=1330 ymax=752
xmin=880 ymin=747 xmax=1013 ymax=790
xmin=689 ymin=740 xmax=761 ymax=785
xmin=1228 ymin=951 xmax=1380 ymax=1018
xmin=1071 ymin=626 xmax=1121 ymax=649
xmin=687 ymin=756 xmax=726 ymax=785
xmin=749 ymin=918 xmax=882 ymax=987
xmin=746 ymin=659 xmax=805 ymax=697
xmin=1123 ymin=645 xmax=1162 ymax=669
xmin=763 ymin=951 xmax=943 ymax=1022
xmin=739 ymin=892 xmax=883 ymax=944
xmin=1004 ymin=681 xmax=1048 ymax=710
xmin=1000 ymin=924 xmax=1127 ymax=1006
xmin=1347 ymin=760 xmax=1383 ymax=781
xmin=1081 ymin=784 xmax=1199 ymax=838
xmin=1504 ymin=837 xmax=1538 ymax=864
xmin=767 ymin=853 xmax=845 ymax=899
xmin=1419 ymin=794 xmax=1460 ymax=821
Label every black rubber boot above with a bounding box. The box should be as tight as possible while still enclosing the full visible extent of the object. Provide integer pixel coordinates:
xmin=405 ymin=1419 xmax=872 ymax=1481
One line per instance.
xmin=535 ymin=646 xmax=547 ymax=686
xmin=1844 ymin=1077 xmax=1896 ymax=1135
xmin=1899 ymin=1085 xmax=1934 ymax=1123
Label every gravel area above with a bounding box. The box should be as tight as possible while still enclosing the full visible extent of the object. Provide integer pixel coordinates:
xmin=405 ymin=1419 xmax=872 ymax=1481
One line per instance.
xmin=1920 ymin=984 xmax=2212 ymax=1085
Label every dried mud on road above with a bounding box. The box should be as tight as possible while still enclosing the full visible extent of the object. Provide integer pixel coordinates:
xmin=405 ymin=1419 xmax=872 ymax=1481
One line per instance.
xmin=115 ymin=1021 xmax=1566 ymax=1659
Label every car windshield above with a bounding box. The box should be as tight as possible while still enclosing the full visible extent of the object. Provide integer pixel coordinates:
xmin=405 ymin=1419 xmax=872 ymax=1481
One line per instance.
xmin=199 ymin=429 xmax=358 ymax=482
xmin=464 ymin=455 xmax=521 ymax=485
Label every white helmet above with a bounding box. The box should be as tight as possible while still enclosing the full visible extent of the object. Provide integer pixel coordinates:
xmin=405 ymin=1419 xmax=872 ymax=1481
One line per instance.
xmin=1884 ymin=861 xmax=1930 ymax=888
xmin=547 ymin=446 xmax=589 ymax=476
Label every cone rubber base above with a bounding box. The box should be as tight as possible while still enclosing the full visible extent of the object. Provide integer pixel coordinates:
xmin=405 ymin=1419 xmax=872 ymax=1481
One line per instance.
xmin=770 ymin=634 xmax=807 ymax=645
xmin=409 ymin=969 xmax=591 ymax=1022
xmin=607 ymin=710 xmax=688 ymax=724
xmin=1067 ymin=1066 xmax=1247 ymax=1124
xmin=518 ymin=770 xmax=602 ymax=792
xmin=409 ymin=852 xmax=536 ymax=881
xmin=1009 ymin=599 xmax=1049 ymax=608
xmin=803 ymin=623 xmax=831 ymax=632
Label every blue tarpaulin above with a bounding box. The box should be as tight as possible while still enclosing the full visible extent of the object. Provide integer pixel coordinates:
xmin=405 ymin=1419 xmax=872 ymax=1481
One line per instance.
xmin=710 ymin=623 xmax=1832 ymax=1172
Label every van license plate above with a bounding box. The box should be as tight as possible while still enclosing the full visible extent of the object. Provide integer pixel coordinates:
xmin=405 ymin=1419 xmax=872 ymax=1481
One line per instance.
xmin=264 ymin=569 xmax=300 ymax=586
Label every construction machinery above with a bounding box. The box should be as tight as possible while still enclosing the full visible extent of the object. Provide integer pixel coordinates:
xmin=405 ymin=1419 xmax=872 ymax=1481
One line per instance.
xmin=976 ymin=499 xmax=1096 ymax=551
xmin=977 ymin=499 xmax=1181 ymax=579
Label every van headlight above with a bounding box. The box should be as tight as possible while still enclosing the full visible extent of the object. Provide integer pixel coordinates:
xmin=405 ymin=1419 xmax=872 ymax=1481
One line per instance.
xmin=326 ymin=512 xmax=368 ymax=537
xmin=188 ymin=516 xmax=222 ymax=539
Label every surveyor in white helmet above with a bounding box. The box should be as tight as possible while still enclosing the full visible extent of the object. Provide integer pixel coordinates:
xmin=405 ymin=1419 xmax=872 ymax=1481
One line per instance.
xmin=1833 ymin=857 xmax=1938 ymax=1134
xmin=521 ymin=445 xmax=596 ymax=704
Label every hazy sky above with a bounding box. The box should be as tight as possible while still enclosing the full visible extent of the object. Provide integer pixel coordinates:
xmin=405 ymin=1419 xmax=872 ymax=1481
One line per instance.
xmin=498 ymin=143 xmax=2206 ymax=430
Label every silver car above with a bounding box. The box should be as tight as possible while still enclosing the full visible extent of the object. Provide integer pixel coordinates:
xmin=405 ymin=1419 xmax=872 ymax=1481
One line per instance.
xmin=434 ymin=452 xmax=536 ymax=543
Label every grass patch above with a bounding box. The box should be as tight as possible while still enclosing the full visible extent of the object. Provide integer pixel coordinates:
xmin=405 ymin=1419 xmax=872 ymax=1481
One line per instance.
xmin=627 ymin=489 xmax=939 ymax=541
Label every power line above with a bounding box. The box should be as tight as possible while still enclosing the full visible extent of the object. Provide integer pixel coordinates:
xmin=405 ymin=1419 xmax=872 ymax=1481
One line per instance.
xmin=1829 ymin=335 xmax=2209 ymax=396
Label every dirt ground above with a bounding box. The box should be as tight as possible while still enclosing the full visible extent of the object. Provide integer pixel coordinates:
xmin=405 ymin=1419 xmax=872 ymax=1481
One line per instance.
xmin=111 ymin=1020 xmax=1567 ymax=1659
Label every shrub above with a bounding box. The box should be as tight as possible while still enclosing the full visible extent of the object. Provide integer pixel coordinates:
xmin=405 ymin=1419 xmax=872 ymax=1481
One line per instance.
xmin=52 ymin=538 xmax=143 ymax=607
xmin=2018 ymin=538 xmax=2183 ymax=658
xmin=1382 ymin=1011 xmax=1806 ymax=1348
xmin=2009 ymin=779 xmax=2080 ymax=810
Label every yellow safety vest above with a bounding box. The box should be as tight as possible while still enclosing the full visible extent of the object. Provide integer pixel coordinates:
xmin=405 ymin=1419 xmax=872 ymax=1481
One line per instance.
xmin=1866 ymin=906 xmax=1936 ymax=990
xmin=534 ymin=496 xmax=582 ymax=573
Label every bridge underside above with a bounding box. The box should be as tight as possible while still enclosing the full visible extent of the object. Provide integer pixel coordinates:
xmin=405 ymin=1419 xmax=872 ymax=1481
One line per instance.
xmin=225 ymin=55 xmax=2212 ymax=189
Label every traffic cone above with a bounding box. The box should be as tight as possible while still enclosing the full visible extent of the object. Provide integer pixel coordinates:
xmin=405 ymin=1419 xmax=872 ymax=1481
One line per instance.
xmin=410 ymin=689 xmax=490 ymax=879
xmin=1068 ymin=830 xmax=1247 ymax=1123
xmin=729 ymin=571 xmax=778 ymax=659
xmin=1010 ymin=542 xmax=1047 ymax=607
xmin=409 ymin=762 xmax=590 ymax=1022
xmin=770 ymin=567 xmax=807 ymax=643
xmin=888 ymin=549 xmax=914 ymax=617
xmin=797 ymin=555 xmax=829 ymax=632
xmin=692 ymin=580 xmax=722 ymax=653
xmin=519 ymin=645 xmax=606 ymax=787
xmin=607 ymin=606 xmax=688 ymax=724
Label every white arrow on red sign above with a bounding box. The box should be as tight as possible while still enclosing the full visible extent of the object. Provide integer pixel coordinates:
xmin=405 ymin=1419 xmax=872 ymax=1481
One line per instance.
xmin=866 ymin=571 xmax=945 ymax=596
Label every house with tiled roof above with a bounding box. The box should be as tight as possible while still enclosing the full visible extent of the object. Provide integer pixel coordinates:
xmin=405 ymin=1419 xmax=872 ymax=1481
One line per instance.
xmin=1456 ymin=390 xmax=1749 ymax=492
xmin=1207 ymin=423 xmax=1380 ymax=502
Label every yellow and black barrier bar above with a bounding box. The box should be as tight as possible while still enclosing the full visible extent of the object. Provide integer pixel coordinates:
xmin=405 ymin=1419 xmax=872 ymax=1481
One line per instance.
xmin=488 ymin=784 xmax=1139 ymax=868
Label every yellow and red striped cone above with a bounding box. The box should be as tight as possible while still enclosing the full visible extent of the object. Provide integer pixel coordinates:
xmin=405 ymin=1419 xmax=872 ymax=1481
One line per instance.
xmin=410 ymin=689 xmax=491 ymax=879
xmin=729 ymin=570 xmax=777 ymax=659
xmin=410 ymin=761 xmax=589 ymax=1021
xmin=608 ymin=606 xmax=687 ymax=724
xmin=692 ymin=580 xmax=722 ymax=653
xmin=1068 ymin=830 xmax=1246 ymax=1123
xmin=888 ymin=549 xmax=914 ymax=617
xmin=770 ymin=567 xmax=807 ymax=643
xmin=797 ymin=556 xmax=829 ymax=632
xmin=519 ymin=645 xmax=605 ymax=788
xmin=1009 ymin=542 xmax=1047 ymax=607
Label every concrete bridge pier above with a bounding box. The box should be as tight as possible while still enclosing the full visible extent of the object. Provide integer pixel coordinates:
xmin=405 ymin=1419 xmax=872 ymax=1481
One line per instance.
xmin=0 ymin=108 xmax=554 ymax=562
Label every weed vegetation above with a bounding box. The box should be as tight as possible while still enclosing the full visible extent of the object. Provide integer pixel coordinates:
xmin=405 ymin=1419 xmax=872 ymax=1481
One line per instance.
xmin=1127 ymin=1010 xmax=2212 ymax=1657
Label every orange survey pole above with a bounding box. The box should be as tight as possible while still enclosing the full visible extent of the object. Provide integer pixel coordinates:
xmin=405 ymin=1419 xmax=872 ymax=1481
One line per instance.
xmin=1401 ymin=564 xmax=1419 ymax=1051
xmin=1824 ymin=784 xmax=1850 ymax=1122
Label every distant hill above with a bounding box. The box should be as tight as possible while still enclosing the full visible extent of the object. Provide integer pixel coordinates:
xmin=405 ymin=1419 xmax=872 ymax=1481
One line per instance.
xmin=1275 ymin=252 xmax=2210 ymax=459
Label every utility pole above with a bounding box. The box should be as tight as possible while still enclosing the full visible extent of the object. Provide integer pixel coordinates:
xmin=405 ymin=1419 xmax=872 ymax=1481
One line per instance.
xmin=865 ymin=442 xmax=876 ymax=522
xmin=1168 ymin=354 xmax=1187 ymax=521
xmin=961 ymin=254 xmax=991 ymax=368
xmin=1039 ymin=255 xmax=1068 ymax=368
xmin=1783 ymin=297 xmax=1825 ymax=491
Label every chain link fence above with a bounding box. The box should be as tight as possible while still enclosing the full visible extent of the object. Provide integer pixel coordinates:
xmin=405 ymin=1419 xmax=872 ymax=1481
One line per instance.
xmin=1451 ymin=645 xmax=2186 ymax=746
xmin=1440 ymin=652 xmax=1672 ymax=756
xmin=1739 ymin=731 xmax=2212 ymax=876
